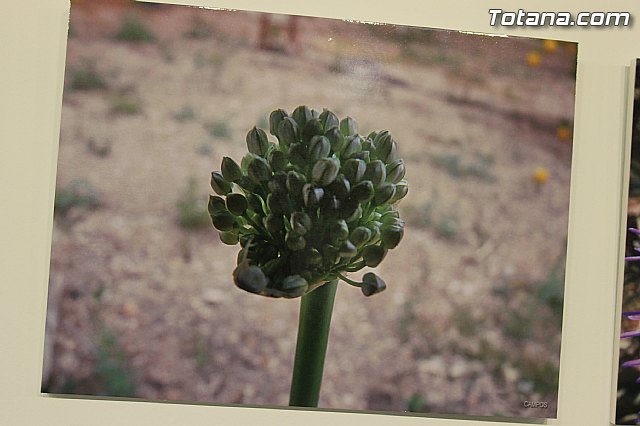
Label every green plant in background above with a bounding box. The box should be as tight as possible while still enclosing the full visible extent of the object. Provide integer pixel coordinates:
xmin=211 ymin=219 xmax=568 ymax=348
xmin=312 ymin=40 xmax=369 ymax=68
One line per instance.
xmin=207 ymin=120 xmax=232 ymax=139
xmin=68 ymin=60 xmax=107 ymax=91
xmin=110 ymin=93 xmax=142 ymax=115
xmin=177 ymin=177 xmax=210 ymax=230
xmin=95 ymin=328 xmax=137 ymax=397
xmin=208 ymin=106 xmax=408 ymax=407
xmin=115 ymin=14 xmax=156 ymax=43
xmin=173 ymin=105 xmax=196 ymax=122
xmin=54 ymin=179 xmax=101 ymax=218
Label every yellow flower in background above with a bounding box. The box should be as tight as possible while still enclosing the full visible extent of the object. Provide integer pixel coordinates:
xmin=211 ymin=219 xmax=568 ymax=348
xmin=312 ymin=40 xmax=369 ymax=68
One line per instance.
xmin=542 ymin=39 xmax=559 ymax=53
xmin=526 ymin=51 xmax=542 ymax=68
xmin=556 ymin=125 xmax=572 ymax=141
xmin=533 ymin=167 xmax=550 ymax=184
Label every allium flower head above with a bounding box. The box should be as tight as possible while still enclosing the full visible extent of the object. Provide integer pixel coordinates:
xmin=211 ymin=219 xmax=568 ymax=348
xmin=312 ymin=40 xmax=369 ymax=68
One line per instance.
xmin=209 ymin=106 xmax=408 ymax=298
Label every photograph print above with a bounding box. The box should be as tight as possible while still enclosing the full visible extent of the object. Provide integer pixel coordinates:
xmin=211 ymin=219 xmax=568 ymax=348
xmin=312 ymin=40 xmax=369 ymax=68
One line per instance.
xmin=42 ymin=0 xmax=578 ymax=419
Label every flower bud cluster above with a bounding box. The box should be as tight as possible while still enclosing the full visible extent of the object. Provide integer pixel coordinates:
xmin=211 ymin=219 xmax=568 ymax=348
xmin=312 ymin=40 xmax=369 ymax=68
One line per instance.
xmin=209 ymin=106 xmax=408 ymax=298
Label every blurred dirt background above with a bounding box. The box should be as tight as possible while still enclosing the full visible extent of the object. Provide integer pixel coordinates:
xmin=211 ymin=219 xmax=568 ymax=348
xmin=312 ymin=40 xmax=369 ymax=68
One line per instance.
xmin=42 ymin=0 xmax=577 ymax=419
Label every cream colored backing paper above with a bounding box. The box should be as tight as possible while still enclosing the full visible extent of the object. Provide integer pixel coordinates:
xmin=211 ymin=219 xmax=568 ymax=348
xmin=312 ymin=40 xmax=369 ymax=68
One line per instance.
xmin=1 ymin=0 xmax=638 ymax=425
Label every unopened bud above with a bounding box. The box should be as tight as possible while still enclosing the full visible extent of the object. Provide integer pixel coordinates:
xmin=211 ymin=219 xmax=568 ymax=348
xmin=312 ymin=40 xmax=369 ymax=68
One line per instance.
xmin=341 ymin=135 xmax=362 ymax=159
xmin=340 ymin=116 xmax=358 ymax=136
xmin=292 ymin=105 xmax=314 ymax=128
xmin=362 ymin=245 xmax=386 ymax=267
xmin=246 ymin=126 xmax=270 ymax=156
xmin=374 ymin=182 xmax=396 ymax=205
xmin=361 ymin=272 xmax=386 ymax=296
xmin=350 ymin=226 xmax=372 ymax=247
xmin=226 ymin=193 xmax=248 ymax=216
xmin=342 ymin=158 xmax=366 ymax=184
xmin=221 ymin=157 xmax=244 ymax=182
xmin=350 ymin=180 xmax=374 ymax=203
xmin=303 ymin=184 xmax=324 ymax=207
xmin=248 ymin=156 xmax=272 ymax=182
xmin=312 ymin=157 xmax=340 ymax=186
xmin=234 ymin=264 xmax=268 ymax=294
xmin=277 ymin=117 xmax=299 ymax=148
xmin=210 ymin=171 xmax=232 ymax=195
xmin=381 ymin=224 xmax=404 ymax=249
xmin=269 ymin=109 xmax=288 ymax=136
xmin=364 ymin=160 xmax=386 ymax=188
xmin=319 ymin=109 xmax=339 ymax=131
xmin=308 ymin=135 xmax=331 ymax=161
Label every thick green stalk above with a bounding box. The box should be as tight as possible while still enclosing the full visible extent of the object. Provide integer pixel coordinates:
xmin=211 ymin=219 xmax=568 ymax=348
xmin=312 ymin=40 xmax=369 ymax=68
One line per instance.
xmin=288 ymin=279 xmax=338 ymax=407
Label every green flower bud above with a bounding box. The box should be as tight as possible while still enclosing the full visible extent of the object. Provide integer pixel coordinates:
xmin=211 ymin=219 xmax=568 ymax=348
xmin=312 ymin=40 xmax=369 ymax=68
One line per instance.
xmin=330 ymin=219 xmax=349 ymax=241
xmin=226 ymin=193 xmax=248 ymax=216
xmin=302 ymin=118 xmax=324 ymax=143
xmin=340 ymin=116 xmax=358 ymax=136
xmin=339 ymin=198 xmax=360 ymax=220
xmin=307 ymin=248 xmax=322 ymax=265
xmin=286 ymin=232 xmax=306 ymax=250
xmin=291 ymin=211 xmax=312 ymax=235
xmin=208 ymin=195 xmax=227 ymax=215
xmin=389 ymin=180 xmax=409 ymax=203
xmin=308 ymin=135 xmax=331 ymax=161
xmin=269 ymin=108 xmax=288 ymax=136
xmin=361 ymin=138 xmax=375 ymax=153
xmin=292 ymin=105 xmax=314 ymax=128
xmin=345 ymin=204 xmax=363 ymax=223
xmin=386 ymin=159 xmax=405 ymax=183
xmin=248 ymin=156 xmax=272 ymax=182
xmin=277 ymin=117 xmax=299 ymax=148
xmin=376 ymin=134 xmax=398 ymax=163
xmin=210 ymin=171 xmax=232 ymax=195
xmin=362 ymin=245 xmax=386 ymax=267
xmin=266 ymin=193 xmax=287 ymax=215
xmin=241 ymin=152 xmax=258 ymax=172
xmin=288 ymin=142 xmax=307 ymax=166
xmin=268 ymin=149 xmax=288 ymax=172
xmin=350 ymin=226 xmax=372 ymax=247
xmin=221 ymin=157 xmax=244 ymax=182
xmin=342 ymin=158 xmax=366 ymax=183
xmin=325 ymin=127 xmax=345 ymax=153
xmin=246 ymin=126 xmax=270 ymax=156
xmin=339 ymin=240 xmax=358 ymax=258
xmin=286 ymin=171 xmax=306 ymax=199
xmin=303 ymin=184 xmax=324 ymax=207
xmin=234 ymin=264 xmax=268 ymax=294
xmin=246 ymin=193 xmax=265 ymax=215
xmin=219 ymin=230 xmax=239 ymax=245
xmin=319 ymin=109 xmax=339 ymax=132
xmin=350 ymin=180 xmax=374 ymax=203
xmin=327 ymin=174 xmax=350 ymax=200
xmin=281 ymin=275 xmax=309 ymax=297
xmin=312 ymin=157 xmax=340 ymax=186
xmin=320 ymin=195 xmax=340 ymax=216
xmin=374 ymin=182 xmax=396 ymax=205
xmin=341 ymin=135 xmax=362 ymax=159
xmin=264 ymin=213 xmax=284 ymax=233
xmin=364 ymin=160 xmax=386 ymax=187
xmin=352 ymin=150 xmax=370 ymax=163
xmin=381 ymin=224 xmax=404 ymax=249
xmin=211 ymin=211 xmax=235 ymax=231
xmin=322 ymin=244 xmax=340 ymax=266
xmin=361 ymin=272 xmax=386 ymax=296
xmin=380 ymin=209 xmax=400 ymax=224
xmin=267 ymin=172 xmax=288 ymax=194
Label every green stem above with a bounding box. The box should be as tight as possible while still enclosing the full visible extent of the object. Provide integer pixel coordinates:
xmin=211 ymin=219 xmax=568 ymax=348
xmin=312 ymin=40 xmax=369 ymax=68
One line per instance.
xmin=289 ymin=280 xmax=338 ymax=407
